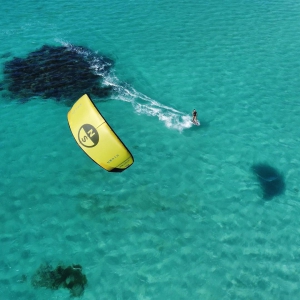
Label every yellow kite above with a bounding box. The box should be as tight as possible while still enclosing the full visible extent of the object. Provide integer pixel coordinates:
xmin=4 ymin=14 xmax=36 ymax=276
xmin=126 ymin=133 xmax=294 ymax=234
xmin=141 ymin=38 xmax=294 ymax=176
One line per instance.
xmin=67 ymin=94 xmax=134 ymax=172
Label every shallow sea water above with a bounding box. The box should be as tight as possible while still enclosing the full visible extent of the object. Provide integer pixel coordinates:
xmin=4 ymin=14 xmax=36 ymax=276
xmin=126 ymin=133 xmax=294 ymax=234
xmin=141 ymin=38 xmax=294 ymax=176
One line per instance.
xmin=1 ymin=0 xmax=300 ymax=299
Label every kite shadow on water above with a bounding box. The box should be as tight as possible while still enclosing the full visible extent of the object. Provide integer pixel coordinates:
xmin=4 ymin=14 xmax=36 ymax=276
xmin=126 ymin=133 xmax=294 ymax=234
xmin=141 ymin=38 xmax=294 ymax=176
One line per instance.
xmin=251 ymin=163 xmax=285 ymax=200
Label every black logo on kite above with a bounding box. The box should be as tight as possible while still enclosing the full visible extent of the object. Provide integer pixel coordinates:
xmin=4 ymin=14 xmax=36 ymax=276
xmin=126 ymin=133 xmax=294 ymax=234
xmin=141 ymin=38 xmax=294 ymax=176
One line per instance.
xmin=78 ymin=124 xmax=99 ymax=148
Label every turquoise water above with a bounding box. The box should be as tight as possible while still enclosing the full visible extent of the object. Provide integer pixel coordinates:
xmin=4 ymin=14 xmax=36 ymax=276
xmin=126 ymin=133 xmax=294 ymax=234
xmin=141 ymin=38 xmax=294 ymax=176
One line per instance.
xmin=1 ymin=0 xmax=300 ymax=299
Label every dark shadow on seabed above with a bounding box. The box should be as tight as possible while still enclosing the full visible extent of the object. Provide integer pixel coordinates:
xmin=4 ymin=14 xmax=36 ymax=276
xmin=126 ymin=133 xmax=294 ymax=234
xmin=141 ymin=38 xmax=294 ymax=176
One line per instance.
xmin=31 ymin=263 xmax=87 ymax=297
xmin=2 ymin=44 xmax=114 ymax=104
xmin=252 ymin=163 xmax=285 ymax=200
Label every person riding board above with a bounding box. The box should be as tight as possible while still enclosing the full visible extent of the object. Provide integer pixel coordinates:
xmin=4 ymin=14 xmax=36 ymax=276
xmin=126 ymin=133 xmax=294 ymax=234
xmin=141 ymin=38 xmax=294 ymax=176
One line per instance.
xmin=192 ymin=109 xmax=198 ymax=124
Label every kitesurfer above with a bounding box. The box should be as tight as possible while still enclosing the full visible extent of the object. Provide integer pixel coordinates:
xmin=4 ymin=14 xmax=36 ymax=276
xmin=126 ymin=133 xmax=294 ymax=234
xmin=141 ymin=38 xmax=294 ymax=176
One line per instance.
xmin=192 ymin=109 xmax=198 ymax=123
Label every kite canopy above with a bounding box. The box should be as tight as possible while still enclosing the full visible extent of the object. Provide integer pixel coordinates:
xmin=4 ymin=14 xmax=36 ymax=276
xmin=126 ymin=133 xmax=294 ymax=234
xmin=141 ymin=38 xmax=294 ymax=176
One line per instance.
xmin=67 ymin=94 xmax=134 ymax=172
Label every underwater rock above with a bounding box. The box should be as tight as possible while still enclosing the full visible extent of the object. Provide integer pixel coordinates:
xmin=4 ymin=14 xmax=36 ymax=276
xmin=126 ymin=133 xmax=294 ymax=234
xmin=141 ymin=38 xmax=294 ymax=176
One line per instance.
xmin=31 ymin=263 xmax=87 ymax=297
xmin=252 ymin=163 xmax=285 ymax=200
xmin=3 ymin=45 xmax=113 ymax=102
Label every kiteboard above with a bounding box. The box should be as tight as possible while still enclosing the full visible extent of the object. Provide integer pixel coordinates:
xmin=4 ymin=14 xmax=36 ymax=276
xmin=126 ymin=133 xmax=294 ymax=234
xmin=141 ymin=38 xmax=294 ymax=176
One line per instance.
xmin=192 ymin=120 xmax=200 ymax=126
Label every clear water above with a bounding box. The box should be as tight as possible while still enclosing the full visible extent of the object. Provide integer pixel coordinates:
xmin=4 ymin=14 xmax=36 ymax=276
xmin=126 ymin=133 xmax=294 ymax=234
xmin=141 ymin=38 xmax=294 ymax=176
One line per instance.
xmin=1 ymin=0 xmax=300 ymax=299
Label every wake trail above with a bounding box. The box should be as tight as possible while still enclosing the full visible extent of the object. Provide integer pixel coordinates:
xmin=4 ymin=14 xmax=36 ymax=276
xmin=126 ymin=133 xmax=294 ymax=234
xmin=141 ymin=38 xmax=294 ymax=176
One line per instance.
xmin=60 ymin=40 xmax=192 ymax=131
xmin=103 ymin=72 xmax=192 ymax=132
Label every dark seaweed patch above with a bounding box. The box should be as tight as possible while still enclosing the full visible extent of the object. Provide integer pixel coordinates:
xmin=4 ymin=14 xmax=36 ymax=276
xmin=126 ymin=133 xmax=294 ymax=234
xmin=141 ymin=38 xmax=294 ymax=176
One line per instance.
xmin=252 ymin=163 xmax=285 ymax=200
xmin=3 ymin=45 xmax=113 ymax=102
xmin=31 ymin=263 xmax=87 ymax=297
